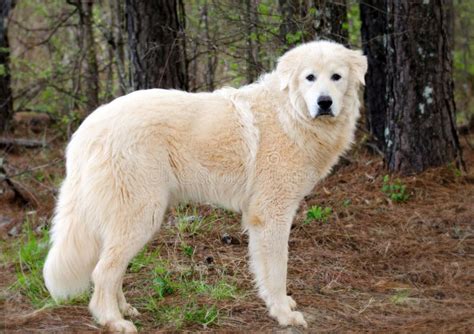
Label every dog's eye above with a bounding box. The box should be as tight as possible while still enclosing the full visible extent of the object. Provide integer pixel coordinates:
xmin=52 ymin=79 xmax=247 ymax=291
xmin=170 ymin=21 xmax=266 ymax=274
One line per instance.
xmin=331 ymin=73 xmax=341 ymax=81
xmin=306 ymin=74 xmax=316 ymax=82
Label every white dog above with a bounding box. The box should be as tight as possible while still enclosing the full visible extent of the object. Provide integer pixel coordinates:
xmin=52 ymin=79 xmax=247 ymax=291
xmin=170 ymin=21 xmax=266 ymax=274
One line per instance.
xmin=43 ymin=41 xmax=367 ymax=332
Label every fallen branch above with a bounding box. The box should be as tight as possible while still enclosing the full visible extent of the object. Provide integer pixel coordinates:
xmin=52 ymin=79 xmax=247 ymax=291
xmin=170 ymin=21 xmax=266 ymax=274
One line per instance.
xmin=0 ymin=137 xmax=47 ymax=149
xmin=365 ymin=141 xmax=385 ymax=158
xmin=10 ymin=158 xmax=63 ymax=178
xmin=0 ymin=159 xmax=40 ymax=208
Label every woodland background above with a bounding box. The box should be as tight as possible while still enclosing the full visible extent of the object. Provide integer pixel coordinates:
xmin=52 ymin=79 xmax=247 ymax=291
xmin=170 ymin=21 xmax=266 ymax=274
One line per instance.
xmin=1 ymin=1 xmax=473 ymax=333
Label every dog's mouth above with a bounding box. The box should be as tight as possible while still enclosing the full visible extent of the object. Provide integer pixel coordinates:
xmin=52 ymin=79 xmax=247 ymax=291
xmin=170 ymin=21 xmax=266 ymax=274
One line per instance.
xmin=315 ymin=109 xmax=334 ymax=118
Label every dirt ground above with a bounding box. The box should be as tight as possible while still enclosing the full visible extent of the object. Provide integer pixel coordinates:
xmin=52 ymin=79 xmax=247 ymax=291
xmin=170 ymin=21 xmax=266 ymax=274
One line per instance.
xmin=1 ymin=128 xmax=473 ymax=333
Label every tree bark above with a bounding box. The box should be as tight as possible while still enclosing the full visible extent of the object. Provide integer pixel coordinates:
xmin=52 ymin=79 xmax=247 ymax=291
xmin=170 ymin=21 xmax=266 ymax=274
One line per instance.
xmin=109 ymin=0 xmax=128 ymax=95
xmin=384 ymin=1 xmax=463 ymax=174
xmin=360 ymin=1 xmax=387 ymax=148
xmin=278 ymin=0 xmax=300 ymax=49
xmin=245 ymin=0 xmax=260 ymax=83
xmin=0 ymin=0 xmax=14 ymax=133
xmin=126 ymin=0 xmax=188 ymax=90
xmin=203 ymin=0 xmax=216 ymax=91
xmin=312 ymin=0 xmax=348 ymax=45
xmin=78 ymin=0 xmax=99 ymax=112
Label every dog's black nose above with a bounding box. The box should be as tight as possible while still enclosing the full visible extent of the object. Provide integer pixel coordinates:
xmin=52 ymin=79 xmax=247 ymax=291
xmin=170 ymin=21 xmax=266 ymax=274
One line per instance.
xmin=318 ymin=95 xmax=333 ymax=111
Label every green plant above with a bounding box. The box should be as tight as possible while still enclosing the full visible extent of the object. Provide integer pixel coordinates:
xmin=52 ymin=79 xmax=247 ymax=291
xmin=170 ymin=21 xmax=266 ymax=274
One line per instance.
xmin=304 ymin=206 xmax=332 ymax=224
xmin=181 ymin=243 xmax=194 ymax=258
xmin=207 ymin=281 xmax=238 ymax=300
xmin=129 ymin=247 xmax=161 ymax=273
xmin=390 ymin=289 xmax=411 ymax=305
xmin=175 ymin=205 xmax=215 ymax=236
xmin=145 ymin=302 xmax=218 ymax=329
xmin=447 ymin=162 xmax=463 ymax=178
xmin=184 ymin=303 xmax=219 ymax=326
xmin=382 ymin=175 xmax=410 ymax=202
xmin=151 ymin=265 xmax=176 ymax=299
xmin=184 ymin=279 xmax=238 ymax=301
xmin=13 ymin=224 xmax=52 ymax=307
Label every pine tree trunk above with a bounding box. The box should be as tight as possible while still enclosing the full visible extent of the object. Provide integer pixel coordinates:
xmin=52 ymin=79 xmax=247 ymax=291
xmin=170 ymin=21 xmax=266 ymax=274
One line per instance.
xmin=385 ymin=1 xmax=462 ymax=174
xmin=126 ymin=0 xmax=188 ymax=90
xmin=203 ymin=0 xmax=216 ymax=91
xmin=312 ymin=0 xmax=348 ymax=45
xmin=0 ymin=0 xmax=14 ymax=133
xmin=104 ymin=1 xmax=114 ymax=102
xmin=245 ymin=0 xmax=259 ymax=83
xmin=278 ymin=0 xmax=300 ymax=49
xmin=360 ymin=1 xmax=387 ymax=148
xmin=108 ymin=0 xmax=128 ymax=95
xmin=80 ymin=0 xmax=99 ymax=112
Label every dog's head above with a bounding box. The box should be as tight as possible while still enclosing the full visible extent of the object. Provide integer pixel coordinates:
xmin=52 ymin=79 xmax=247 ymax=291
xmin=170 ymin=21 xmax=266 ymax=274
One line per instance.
xmin=277 ymin=41 xmax=367 ymax=120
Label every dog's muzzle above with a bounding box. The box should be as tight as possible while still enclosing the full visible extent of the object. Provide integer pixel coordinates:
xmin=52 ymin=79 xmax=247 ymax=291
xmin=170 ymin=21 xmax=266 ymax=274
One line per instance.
xmin=315 ymin=95 xmax=334 ymax=117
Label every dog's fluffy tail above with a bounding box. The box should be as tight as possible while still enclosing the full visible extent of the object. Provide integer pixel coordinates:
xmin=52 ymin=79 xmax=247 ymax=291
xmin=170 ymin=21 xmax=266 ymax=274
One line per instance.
xmin=43 ymin=186 xmax=100 ymax=301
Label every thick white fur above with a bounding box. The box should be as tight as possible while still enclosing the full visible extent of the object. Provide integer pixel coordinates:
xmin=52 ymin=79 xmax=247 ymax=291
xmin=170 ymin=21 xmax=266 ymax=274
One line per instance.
xmin=43 ymin=41 xmax=367 ymax=332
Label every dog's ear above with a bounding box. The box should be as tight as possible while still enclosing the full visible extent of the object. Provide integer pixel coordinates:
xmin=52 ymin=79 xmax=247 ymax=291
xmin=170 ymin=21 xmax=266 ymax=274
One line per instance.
xmin=276 ymin=53 xmax=294 ymax=91
xmin=348 ymin=50 xmax=368 ymax=86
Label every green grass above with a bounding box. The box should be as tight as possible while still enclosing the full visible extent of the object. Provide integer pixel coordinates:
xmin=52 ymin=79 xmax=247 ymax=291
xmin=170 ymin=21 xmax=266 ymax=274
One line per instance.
xmin=180 ymin=243 xmax=194 ymax=257
xmin=4 ymin=204 xmax=239 ymax=329
xmin=142 ymin=258 xmax=239 ymax=302
xmin=3 ymin=220 xmax=90 ymax=309
xmin=139 ymin=269 xmax=237 ymax=328
xmin=13 ymin=223 xmax=53 ymax=308
xmin=447 ymin=162 xmax=463 ymax=178
xmin=206 ymin=280 xmax=238 ymax=300
xmin=151 ymin=265 xmax=176 ymax=299
xmin=129 ymin=247 xmax=162 ymax=273
xmin=382 ymin=175 xmax=410 ymax=202
xmin=175 ymin=205 xmax=214 ymax=236
xmin=183 ymin=279 xmax=239 ymax=301
xmin=145 ymin=302 xmax=219 ymax=329
xmin=390 ymin=289 xmax=411 ymax=305
xmin=130 ymin=239 xmax=240 ymax=329
xmin=304 ymin=205 xmax=333 ymax=224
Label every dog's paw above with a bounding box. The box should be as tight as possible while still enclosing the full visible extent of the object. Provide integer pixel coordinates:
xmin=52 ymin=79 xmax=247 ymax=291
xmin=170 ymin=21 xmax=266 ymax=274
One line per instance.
xmin=106 ymin=319 xmax=137 ymax=333
xmin=286 ymin=295 xmax=297 ymax=310
xmin=120 ymin=303 xmax=140 ymax=317
xmin=270 ymin=306 xmax=308 ymax=328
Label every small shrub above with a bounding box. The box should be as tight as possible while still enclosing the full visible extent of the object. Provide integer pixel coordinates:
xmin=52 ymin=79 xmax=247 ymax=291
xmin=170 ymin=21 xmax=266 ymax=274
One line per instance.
xmin=305 ymin=206 xmax=332 ymax=224
xmin=382 ymin=175 xmax=410 ymax=202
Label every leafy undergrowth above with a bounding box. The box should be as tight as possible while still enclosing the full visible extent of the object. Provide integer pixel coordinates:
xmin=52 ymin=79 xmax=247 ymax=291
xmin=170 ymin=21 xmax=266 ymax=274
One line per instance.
xmin=1 ymin=133 xmax=474 ymax=332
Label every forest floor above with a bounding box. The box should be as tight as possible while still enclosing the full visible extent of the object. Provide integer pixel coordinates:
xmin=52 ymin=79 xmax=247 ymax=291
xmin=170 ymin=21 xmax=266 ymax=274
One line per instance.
xmin=1 ymin=126 xmax=473 ymax=333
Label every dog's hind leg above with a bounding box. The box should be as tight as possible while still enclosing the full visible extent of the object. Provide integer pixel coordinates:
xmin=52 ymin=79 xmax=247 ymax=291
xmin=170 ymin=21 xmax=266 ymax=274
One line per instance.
xmin=89 ymin=203 xmax=165 ymax=333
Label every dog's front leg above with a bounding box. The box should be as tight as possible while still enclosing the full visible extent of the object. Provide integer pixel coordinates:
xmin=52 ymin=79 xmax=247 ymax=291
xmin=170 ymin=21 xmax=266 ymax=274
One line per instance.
xmin=246 ymin=214 xmax=308 ymax=328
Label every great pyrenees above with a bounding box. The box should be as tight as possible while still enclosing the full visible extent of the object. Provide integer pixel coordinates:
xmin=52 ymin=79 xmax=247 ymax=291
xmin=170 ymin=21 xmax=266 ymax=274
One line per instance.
xmin=43 ymin=41 xmax=367 ymax=332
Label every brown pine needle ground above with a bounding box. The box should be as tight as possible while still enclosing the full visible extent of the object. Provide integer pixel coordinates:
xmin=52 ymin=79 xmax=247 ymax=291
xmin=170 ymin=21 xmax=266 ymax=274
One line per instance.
xmin=1 ymin=132 xmax=473 ymax=333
